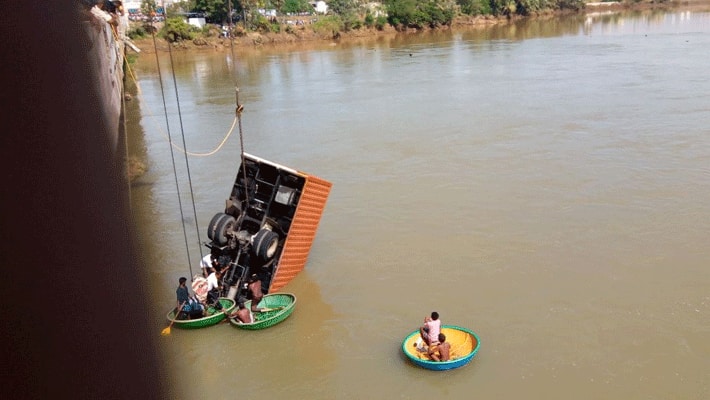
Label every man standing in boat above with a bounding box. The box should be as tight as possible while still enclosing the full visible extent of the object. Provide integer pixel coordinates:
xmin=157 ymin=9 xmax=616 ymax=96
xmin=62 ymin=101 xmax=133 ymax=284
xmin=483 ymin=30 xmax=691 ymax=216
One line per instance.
xmin=247 ymin=274 xmax=265 ymax=312
xmin=200 ymin=253 xmax=218 ymax=278
xmin=176 ymin=277 xmax=204 ymax=319
xmin=205 ymin=267 xmax=222 ymax=310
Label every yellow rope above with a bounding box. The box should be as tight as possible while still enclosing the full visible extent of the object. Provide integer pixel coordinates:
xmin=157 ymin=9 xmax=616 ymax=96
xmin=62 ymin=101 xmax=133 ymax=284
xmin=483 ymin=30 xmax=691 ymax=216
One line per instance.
xmin=121 ymin=40 xmax=238 ymax=158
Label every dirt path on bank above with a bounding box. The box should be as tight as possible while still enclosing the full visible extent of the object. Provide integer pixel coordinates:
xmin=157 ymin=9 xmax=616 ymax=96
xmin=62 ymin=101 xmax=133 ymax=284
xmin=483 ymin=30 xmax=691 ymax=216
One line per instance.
xmin=129 ymin=0 xmax=710 ymax=55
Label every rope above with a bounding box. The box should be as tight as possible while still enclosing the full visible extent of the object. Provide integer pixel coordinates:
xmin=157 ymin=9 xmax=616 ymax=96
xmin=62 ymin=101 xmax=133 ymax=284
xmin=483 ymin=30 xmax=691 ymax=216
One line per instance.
xmin=122 ymin=58 xmax=238 ymax=157
xmin=114 ymin=12 xmax=236 ymax=158
xmin=133 ymin=3 xmax=251 ymax=279
xmin=160 ymin=1 xmax=204 ymax=265
xmin=149 ymin=20 xmax=194 ymax=278
xmin=226 ymin=2 xmax=250 ymax=206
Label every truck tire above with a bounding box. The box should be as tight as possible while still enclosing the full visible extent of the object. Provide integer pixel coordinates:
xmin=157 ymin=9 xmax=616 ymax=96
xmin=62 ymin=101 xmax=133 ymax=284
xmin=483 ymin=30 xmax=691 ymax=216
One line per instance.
xmin=253 ymin=229 xmax=279 ymax=261
xmin=214 ymin=215 xmax=236 ymax=246
xmin=207 ymin=213 xmax=229 ymax=241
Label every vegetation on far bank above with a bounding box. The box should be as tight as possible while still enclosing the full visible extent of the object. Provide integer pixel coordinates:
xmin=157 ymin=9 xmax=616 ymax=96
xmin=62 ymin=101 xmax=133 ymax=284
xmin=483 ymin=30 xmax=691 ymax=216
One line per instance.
xmin=127 ymin=0 xmax=681 ymax=47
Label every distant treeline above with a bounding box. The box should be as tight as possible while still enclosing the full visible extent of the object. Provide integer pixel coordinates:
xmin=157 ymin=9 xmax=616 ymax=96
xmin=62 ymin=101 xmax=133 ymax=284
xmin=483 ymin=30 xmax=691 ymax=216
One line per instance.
xmin=160 ymin=0 xmax=586 ymax=26
xmin=132 ymin=0 xmax=589 ymax=42
xmin=384 ymin=0 xmax=585 ymax=29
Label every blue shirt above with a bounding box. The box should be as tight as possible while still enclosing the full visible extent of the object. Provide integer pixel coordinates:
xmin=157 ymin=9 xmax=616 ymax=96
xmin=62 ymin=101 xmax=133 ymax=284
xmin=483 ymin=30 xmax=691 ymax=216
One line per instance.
xmin=176 ymin=285 xmax=189 ymax=304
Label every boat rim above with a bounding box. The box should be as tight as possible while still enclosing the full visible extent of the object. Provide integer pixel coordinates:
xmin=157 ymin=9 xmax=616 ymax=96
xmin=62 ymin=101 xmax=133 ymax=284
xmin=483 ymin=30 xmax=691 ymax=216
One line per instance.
xmin=167 ymin=297 xmax=236 ymax=323
xmin=231 ymin=293 xmax=297 ymax=326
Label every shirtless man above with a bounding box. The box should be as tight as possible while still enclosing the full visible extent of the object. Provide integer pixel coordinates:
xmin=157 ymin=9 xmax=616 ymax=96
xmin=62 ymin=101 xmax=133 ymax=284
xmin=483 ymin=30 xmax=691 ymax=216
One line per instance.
xmin=247 ymin=274 xmax=265 ymax=312
xmin=228 ymin=301 xmax=253 ymax=323
xmin=429 ymin=333 xmax=451 ymax=361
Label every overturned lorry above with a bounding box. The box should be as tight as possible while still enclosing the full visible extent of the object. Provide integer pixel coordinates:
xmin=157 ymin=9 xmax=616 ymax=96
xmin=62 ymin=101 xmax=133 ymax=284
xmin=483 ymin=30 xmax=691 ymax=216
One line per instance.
xmin=205 ymin=153 xmax=331 ymax=301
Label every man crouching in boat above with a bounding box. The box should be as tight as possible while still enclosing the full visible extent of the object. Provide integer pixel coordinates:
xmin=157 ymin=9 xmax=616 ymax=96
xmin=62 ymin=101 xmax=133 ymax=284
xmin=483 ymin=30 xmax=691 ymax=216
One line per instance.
xmin=176 ymin=277 xmax=204 ymax=319
xmin=226 ymin=300 xmax=253 ymax=324
xmin=428 ymin=333 xmax=451 ymax=362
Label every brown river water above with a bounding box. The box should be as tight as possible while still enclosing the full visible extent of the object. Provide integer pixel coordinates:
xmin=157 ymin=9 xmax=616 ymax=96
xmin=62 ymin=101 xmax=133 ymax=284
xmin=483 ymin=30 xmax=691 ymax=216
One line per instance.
xmin=126 ymin=9 xmax=710 ymax=400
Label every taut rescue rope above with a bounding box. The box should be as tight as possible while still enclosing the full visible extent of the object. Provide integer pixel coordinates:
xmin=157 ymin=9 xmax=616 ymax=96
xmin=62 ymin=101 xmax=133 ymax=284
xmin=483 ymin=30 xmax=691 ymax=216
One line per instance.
xmin=226 ymin=1 xmax=251 ymax=207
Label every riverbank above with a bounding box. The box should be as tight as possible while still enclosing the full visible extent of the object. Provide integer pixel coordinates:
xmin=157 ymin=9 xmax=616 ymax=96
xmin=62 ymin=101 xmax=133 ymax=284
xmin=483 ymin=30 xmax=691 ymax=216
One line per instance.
xmin=129 ymin=0 xmax=710 ymax=55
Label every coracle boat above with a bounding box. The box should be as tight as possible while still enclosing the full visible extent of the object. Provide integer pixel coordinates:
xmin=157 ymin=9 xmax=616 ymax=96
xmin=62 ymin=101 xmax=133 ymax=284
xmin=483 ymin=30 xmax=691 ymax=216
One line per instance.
xmin=166 ymin=298 xmax=236 ymax=329
xmin=229 ymin=293 xmax=296 ymax=330
xmin=401 ymin=325 xmax=481 ymax=371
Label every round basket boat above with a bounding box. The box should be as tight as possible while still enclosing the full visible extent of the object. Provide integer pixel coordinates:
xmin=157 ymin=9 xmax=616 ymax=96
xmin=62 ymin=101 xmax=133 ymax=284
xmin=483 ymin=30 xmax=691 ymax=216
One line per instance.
xmin=166 ymin=298 xmax=236 ymax=329
xmin=229 ymin=293 xmax=296 ymax=330
xmin=401 ymin=325 xmax=481 ymax=371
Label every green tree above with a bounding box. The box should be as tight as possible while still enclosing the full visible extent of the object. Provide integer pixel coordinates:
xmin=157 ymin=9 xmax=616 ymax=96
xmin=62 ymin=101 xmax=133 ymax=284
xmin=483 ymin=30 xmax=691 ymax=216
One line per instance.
xmin=489 ymin=0 xmax=516 ymax=15
xmin=328 ymin=0 xmax=358 ymax=16
xmin=194 ymin=0 xmax=242 ymax=23
xmin=384 ymin=0 xmax=454 ymax=29
xmin=383 ymin=0 xmax=416 ymax=27
xmin=364 ymin=11 xmax=374 ymax=27
xmin=515 ymin=0 xmax=546 ymax=15
xmin=271 ymin=0 xmax=285 ymax=12
xmin=141 ymin=0 xmax=158 ymax=15
xmin=161 ymin=16 xmax=197 ymax=42
xmin=421 ymin=0 xmax=454 ymax=27
xmin=556 ymin=0 xmax=585 ymax=11
xmin=312 ymin=15 xmax=345 ymax=37
xmin=457 ymin=0 xmax=492 ymax=15
xmin=282 ymin=0 xmax=312 ymax=14
xmin=375 ymin=15 xmax=388 ymax=30
xmin=239 ymin=0 xmax=262 ymax=28
xmin=179 ymin=0 xmax=198 ymax=11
